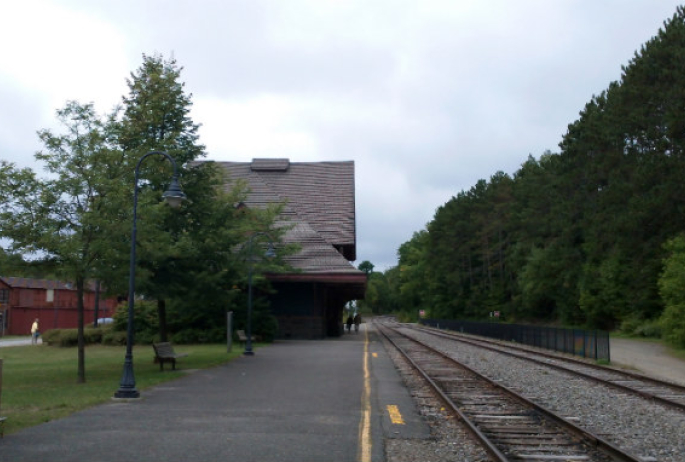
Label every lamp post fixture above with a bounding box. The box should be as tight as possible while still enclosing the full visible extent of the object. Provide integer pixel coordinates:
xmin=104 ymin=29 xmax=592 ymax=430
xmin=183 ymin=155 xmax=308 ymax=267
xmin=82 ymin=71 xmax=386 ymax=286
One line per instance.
xmin=114 ymin=151 xmax=186 ymax=399
xmin=244 ymin=232 xmax=276 ymax=356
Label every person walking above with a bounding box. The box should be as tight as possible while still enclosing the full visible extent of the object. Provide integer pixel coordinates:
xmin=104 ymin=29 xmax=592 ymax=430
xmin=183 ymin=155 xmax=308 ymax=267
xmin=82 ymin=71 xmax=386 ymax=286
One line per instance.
xmin=30 ymin=318 xmax=40 ymax=345
xmin=353 ymin=313 xmax=361 ymax=334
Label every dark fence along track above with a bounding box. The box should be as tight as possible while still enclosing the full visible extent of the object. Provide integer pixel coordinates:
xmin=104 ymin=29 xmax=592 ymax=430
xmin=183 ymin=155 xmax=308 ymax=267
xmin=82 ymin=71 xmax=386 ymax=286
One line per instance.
xmin=421 ymin=319 xmax=610 ymax=361
xmin=412 ymin=323 xmax=685 ymax=412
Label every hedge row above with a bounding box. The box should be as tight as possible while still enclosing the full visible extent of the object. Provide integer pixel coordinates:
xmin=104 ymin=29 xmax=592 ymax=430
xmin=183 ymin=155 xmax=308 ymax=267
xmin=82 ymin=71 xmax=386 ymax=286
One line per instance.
xmin=40 ymin=326 xmax=229 ymax=347
xmin=41 ymin=326 xmax=127 ymax=347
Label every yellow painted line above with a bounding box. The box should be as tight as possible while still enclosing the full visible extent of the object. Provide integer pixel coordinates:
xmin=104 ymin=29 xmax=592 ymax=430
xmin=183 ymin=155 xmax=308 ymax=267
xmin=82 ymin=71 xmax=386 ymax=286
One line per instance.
xmin=358 ymin=325 xmax=372 ymax=462
xmin=386 ymin=405 xmax=405 ymax=425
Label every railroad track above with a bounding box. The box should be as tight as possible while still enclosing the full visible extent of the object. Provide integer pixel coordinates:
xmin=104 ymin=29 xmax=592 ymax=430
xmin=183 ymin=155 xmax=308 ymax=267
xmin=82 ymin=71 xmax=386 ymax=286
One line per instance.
xmin=408 ymin=323 xmax=685 ymax=412
xmin=376 ymin=321 xmax=646 ymax=462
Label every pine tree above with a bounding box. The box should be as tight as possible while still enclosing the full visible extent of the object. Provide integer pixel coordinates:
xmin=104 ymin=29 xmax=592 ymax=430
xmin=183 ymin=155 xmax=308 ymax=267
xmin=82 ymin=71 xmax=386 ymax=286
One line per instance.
xmin=114 ymin=54 xmax=286 ymax=340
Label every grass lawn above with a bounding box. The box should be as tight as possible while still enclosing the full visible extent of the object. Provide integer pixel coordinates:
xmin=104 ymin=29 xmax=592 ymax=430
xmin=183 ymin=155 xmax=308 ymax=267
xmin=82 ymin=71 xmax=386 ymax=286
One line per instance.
xmin=0 ymin=343 xmax=247 ymax=435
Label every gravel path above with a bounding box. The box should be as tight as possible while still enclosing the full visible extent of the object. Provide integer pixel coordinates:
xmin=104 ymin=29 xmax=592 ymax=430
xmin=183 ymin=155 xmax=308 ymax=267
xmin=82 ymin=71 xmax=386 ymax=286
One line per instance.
xmin=610 ymin=337 xmax=685 ymax=386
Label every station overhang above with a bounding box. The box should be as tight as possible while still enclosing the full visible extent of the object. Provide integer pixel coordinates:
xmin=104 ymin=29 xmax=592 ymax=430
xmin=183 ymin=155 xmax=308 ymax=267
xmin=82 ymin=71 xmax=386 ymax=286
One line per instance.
xmin=266 ymin=272 xmax=367 ymax=300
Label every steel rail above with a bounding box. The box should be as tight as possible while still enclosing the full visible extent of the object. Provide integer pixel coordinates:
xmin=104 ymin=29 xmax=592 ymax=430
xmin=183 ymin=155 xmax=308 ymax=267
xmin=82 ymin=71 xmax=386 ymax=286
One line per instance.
xmin=377 ymin=321 xmax=645 ymax=462
xmin=377 ymin=323 xmax=510 ymax=462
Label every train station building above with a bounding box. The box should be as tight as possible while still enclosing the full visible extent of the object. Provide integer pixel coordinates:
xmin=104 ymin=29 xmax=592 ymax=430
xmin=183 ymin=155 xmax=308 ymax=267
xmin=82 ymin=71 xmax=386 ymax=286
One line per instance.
xmin=212 ymin=158 xmax=367 ymax=339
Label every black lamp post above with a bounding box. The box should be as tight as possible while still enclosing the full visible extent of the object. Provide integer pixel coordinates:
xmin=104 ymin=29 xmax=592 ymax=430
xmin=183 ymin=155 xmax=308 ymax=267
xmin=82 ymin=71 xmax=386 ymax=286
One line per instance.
xmin=244 ymin=232 xmax=276 ymax=356
xmin=114 ymin=151 xmax=186 ymax=399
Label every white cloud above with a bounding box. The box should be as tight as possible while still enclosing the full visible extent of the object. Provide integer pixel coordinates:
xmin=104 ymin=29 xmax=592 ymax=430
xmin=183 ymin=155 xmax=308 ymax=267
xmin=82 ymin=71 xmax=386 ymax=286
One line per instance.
xmin=0 ymin=0 xmax=129 ymax=113
xmin=195 ymin=95 xmax=319 ymax=161
xmin=1 ymin=0 xmax=684 ymax=270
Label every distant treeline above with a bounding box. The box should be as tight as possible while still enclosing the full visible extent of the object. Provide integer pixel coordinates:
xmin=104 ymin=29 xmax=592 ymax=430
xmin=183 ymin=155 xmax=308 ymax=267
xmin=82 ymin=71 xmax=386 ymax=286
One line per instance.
xmin=363 ymin=7 xmax=685 ymax=344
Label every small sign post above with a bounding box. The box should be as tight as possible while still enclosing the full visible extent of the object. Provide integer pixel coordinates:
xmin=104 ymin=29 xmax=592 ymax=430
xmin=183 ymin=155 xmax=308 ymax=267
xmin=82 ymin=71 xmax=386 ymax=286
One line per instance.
xmin=227 ymin=311 xmax=233 ymax=353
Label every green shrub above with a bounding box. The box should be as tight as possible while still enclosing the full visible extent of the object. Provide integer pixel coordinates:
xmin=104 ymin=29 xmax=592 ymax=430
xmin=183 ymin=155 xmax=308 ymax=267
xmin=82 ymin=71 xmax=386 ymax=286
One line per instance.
xmin=618 ymin=316 xmax=662 ymax=338
xmin=57 ymin=329 xmax=79 ymax=347
xmin=618 ymin=315 xmax=643 ymax=335
xmin=660 ymin=303 xmax=685 ymax=348
xmin=83 ymin=326 xmax=110 ymax=344
xmin=395 ymin=311 xmax=416 ymax=323
xmin=172 ymin=328 xmax=225 ymax=344
xmin=253 ymin=312 xmax=278 ymax=342
xmin=634 ymin=319 xmax=662 ymax=338
xmin=42 ymin=327 xmax=112 ymax=347
xmin=41 ymin=329 xmax=61 ymax=346
xmin=171 ymin=329 xmax=202 ymax=344
xmin=102 ymin=330 xmax=127 ymax=346
xmin=112 ymin=300 xmax=159 ymax=337
xmin=134 ymin=331 xmax=158 ymax=345
xmin=658 ymin=235 xmax=685 ymax=348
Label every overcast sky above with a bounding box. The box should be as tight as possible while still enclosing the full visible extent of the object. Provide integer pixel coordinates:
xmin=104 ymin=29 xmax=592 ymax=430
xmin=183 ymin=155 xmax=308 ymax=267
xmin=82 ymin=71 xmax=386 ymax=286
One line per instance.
xmin=1 ymin=1 xmax=682 ymax=271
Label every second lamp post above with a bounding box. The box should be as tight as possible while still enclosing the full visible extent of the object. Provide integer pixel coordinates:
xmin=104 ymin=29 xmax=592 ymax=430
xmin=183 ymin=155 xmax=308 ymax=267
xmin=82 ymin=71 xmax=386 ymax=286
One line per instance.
xmin=244 ymin=232 xmax=276 ymax=356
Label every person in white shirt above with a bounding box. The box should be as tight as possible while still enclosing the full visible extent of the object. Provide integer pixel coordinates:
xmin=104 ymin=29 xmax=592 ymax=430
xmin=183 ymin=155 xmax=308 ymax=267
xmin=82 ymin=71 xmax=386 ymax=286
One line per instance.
xmin=30 ymin=318 xmax=39 ymax=345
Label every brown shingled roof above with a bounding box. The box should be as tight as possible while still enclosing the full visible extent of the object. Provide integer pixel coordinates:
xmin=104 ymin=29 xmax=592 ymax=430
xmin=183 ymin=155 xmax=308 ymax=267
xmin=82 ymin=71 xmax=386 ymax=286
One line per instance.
xmin=0 ymin=277 xmax=105 ymax=292
xmin=210 ymin=159 xmax=361 ymax=276
xmin=0 ymin=277 xmax=77 ymax=291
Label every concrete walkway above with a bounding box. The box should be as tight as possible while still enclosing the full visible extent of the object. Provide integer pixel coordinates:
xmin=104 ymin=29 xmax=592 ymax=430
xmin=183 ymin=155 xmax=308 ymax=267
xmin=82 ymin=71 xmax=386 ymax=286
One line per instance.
xmin=0 ymin=324 xmax=428 ymax=462
xmin=0 ymin=337 xmax=40 ymax=347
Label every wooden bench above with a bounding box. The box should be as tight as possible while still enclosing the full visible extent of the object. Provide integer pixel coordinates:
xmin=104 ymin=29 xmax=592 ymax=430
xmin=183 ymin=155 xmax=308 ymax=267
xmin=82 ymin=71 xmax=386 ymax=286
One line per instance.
xmin=236 ymin=330 xmax=261 ymax=343
xmin=152 ymin=342 xmax=188 ymax=371
xmin=236 ymin=330 xmax=248 ymax=343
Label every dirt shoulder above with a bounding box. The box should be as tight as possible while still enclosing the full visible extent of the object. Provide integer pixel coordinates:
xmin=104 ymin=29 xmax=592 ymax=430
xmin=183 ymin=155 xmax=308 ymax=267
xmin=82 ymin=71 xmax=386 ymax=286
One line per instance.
xmin=610 ymin=337 xmax=685 ymax=386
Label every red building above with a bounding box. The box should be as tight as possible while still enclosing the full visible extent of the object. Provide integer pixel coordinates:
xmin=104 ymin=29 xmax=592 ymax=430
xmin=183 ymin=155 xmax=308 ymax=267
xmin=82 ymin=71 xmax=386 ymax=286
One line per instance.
xmin=0 ymin=277 xmax=119 ymax=336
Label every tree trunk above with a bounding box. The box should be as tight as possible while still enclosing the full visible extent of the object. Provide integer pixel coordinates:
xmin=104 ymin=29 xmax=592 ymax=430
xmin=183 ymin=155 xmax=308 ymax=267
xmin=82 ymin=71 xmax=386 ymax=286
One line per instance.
xmin=76 ymin=277 xmax=86 ymax=384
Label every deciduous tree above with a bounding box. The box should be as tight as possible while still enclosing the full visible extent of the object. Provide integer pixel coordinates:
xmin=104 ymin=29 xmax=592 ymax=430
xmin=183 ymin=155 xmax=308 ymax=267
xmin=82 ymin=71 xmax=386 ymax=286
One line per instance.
xmin=0 ymin=101 xmax=125 ymax=382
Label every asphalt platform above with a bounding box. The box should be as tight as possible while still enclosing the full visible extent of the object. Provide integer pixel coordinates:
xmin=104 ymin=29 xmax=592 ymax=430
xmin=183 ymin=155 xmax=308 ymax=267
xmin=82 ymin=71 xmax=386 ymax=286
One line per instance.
xmin=0 ymin=323 xmax=429 ymax=462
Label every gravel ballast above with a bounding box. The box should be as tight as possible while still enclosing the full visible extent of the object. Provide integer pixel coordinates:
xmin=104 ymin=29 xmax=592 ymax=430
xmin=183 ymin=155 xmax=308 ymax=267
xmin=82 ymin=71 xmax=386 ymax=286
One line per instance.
xmin=387 ymin=326 xmax=685 ymax=462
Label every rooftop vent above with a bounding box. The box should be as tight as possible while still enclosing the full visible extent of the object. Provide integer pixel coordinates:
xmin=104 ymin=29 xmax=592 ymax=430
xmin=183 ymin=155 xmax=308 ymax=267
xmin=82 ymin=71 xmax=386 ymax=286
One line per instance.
xmin=251 ymin=158 xmax=290 ymax=172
